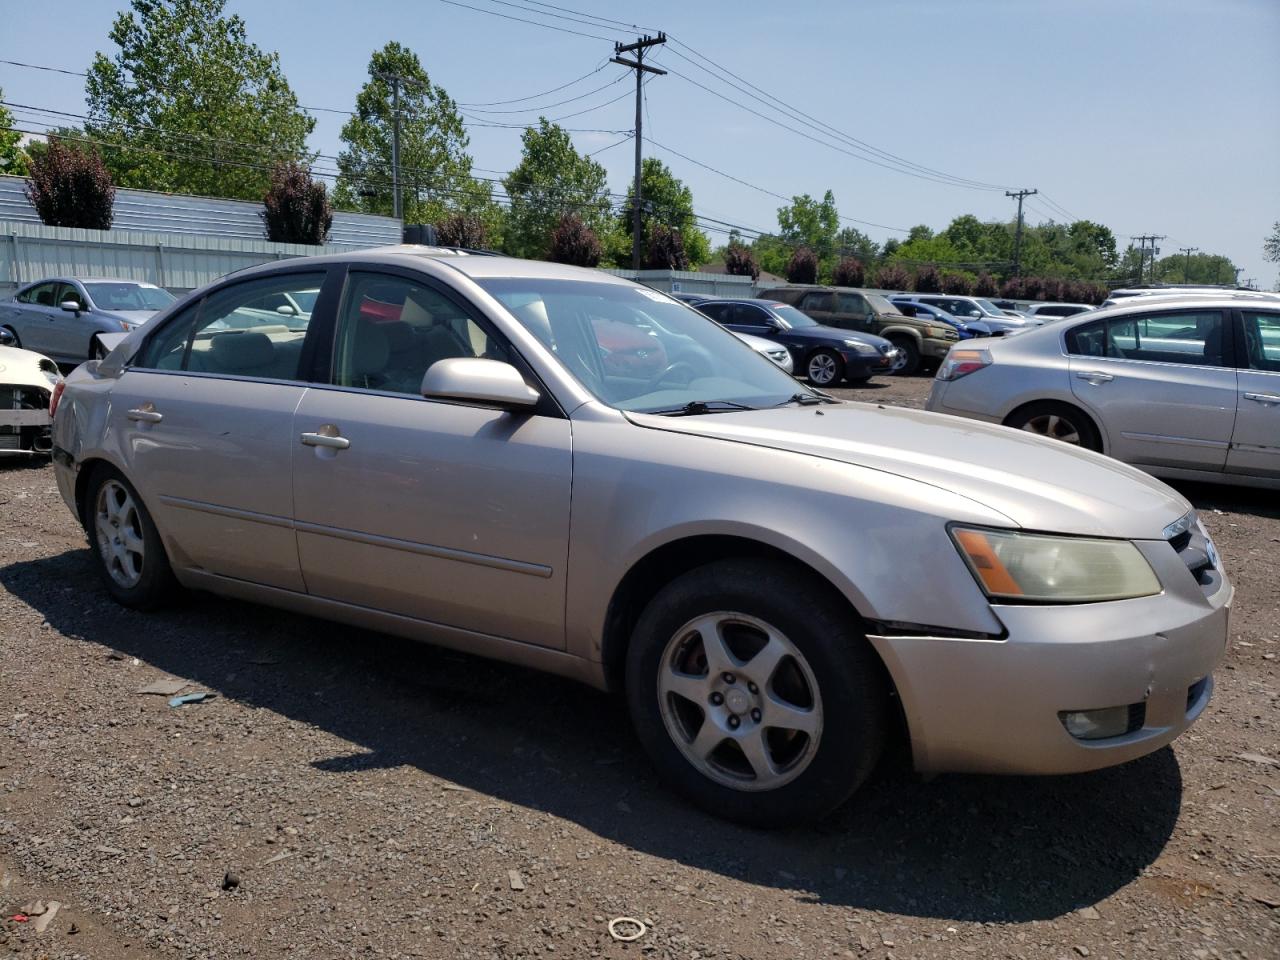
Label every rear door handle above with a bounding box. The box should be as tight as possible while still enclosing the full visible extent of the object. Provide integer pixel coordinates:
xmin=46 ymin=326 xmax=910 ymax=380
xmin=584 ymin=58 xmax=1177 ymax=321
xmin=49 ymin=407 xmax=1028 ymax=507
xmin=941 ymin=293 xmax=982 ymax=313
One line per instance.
xmin=1243 ymin=392 xmax=1280 ymax=405
xmin=126 ymin=407 xmax=163 ymax=424
xmin=1075 ymin=370 xmax=1114 ymax=384
xmin=300 ymin=431 xmax=350 ymax=450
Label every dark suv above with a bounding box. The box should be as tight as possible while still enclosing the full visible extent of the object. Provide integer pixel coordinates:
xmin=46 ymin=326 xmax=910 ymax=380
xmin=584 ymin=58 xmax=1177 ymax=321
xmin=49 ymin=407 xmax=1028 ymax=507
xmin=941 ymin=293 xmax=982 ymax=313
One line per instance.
xmin=764 ymin=286 xmax=958 ymax=375
xmin=695 ymin=298 xmax=901 ymax=385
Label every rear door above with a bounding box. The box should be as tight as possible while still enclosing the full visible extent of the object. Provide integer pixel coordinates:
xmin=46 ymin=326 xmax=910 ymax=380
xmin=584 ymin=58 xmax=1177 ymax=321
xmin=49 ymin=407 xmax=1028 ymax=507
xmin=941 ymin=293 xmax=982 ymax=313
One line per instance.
xmin=290 ymin=268 xmax=572 ymax=649
xmin=1226 ymin=309 xmax=1280 ymax=479
xmin=1066 ymin=309 xmax=1238 ymax=470
xmin=5 ymin=282 xmax=61 ymax=355
xmin=798 ymin=290 xmax=837 ymax=326
xmin=110 ymin=268 xmax=337 ymax=590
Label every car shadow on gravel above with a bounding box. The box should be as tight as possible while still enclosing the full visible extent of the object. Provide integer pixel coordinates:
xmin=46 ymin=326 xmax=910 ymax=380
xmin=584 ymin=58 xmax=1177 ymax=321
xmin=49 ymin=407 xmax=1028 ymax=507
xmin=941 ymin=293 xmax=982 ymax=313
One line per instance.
xmin=1172 ymin=480 xmax=1280 ymax=520
xmin=2 ymin=547 xmax=1182 ymax=924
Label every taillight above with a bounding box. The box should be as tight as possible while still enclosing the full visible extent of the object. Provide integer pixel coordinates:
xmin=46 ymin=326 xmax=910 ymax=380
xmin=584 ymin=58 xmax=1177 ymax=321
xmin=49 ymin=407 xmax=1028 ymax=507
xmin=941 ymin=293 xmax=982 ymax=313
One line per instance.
xmin=49 ymin=380 xmax=66 ymax=418
xmin=936 ymin=348 xmax=992 ymax=381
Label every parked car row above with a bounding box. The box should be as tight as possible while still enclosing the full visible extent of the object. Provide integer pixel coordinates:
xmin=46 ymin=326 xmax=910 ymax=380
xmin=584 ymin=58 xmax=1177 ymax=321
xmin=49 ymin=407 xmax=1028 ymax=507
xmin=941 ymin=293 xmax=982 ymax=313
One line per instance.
xmin=48 ymin=245 xmax=1232 ymax=826
xmin=1 ymin=278 xmax=176 ymax=364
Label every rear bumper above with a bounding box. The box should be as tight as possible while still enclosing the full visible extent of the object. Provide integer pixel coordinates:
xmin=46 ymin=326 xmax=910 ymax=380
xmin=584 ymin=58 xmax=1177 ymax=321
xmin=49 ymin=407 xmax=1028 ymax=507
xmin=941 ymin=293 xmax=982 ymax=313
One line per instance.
xmin=870 ymin=540 xmax=1231 ymax=775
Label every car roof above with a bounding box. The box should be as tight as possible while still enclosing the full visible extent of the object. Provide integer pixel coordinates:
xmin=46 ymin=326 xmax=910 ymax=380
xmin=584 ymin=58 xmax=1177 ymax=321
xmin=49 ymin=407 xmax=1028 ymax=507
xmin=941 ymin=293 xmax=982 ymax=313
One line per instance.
xmin=694 ymin=297 xmax=784 ymax=306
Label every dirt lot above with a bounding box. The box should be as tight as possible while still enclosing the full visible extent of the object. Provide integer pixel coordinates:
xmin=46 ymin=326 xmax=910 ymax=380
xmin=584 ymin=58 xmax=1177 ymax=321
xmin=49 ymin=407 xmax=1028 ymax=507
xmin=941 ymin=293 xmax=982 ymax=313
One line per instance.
xmin=1 ymin=375 xmax=1277 ymax=959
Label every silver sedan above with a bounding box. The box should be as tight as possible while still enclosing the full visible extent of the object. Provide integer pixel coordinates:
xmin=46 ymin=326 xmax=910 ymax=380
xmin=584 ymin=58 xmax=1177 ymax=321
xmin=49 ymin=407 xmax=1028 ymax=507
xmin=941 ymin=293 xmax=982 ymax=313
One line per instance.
xmin=52 ymin=249 xmax=1230 ymax=825
xmin=927 ymin=294 xmax=1280 ymax=489
xmin=0 ymin=277 xmax=175 ymax=364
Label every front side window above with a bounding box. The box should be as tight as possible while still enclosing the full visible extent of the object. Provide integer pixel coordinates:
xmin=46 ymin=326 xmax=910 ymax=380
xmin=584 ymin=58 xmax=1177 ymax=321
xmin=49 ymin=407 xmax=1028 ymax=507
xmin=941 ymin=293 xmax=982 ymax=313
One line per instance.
xmin=135 ymin=272 xmax=324 ymax=379
xmin=55 ymin=283 xmax=84 ymax=309
xmin=479 ymin=278 xmax=802 ymax=414
xmin=333 ymin=273 xmax=508 ymax=395
xmin=1242 ymin=311 xmax=1280 ymax=372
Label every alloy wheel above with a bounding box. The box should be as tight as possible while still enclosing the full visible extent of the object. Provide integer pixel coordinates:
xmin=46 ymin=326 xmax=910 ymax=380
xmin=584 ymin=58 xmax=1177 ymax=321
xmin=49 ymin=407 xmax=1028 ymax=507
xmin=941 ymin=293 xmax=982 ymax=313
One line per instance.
xmin=657 ymin=612 xmax=823 ymax=792
xmin=95 ymin=479 xmax=146 ymax=589
xmin=807 ymin=353 xmax=838 ymax=385
xmin=1021 ymin=413 xmax=1081 ymax=445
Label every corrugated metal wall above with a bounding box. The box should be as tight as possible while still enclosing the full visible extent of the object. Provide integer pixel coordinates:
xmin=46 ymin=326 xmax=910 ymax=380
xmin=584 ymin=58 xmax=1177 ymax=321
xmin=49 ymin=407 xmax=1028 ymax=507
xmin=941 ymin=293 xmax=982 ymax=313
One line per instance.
xmin=0 ymin=221 xmax=387 ymax=294
xmin=0 ymin=175 xmax=399 ymax=248
xmin=602 ymin=268 xmax=756 ymax=297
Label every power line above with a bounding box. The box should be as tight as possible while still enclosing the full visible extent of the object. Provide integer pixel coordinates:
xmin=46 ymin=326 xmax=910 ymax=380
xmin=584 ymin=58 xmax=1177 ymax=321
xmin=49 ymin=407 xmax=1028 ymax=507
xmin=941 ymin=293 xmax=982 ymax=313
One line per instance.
xmin=433 ymin=0 xmax=617 ymax=41
xmin=0 ymin=58 xmax=86 ymax=77
xmin=584 ymin=132 xmax=632 ymax=158
xmin=457 ymin=62 xmax=608 ymax=106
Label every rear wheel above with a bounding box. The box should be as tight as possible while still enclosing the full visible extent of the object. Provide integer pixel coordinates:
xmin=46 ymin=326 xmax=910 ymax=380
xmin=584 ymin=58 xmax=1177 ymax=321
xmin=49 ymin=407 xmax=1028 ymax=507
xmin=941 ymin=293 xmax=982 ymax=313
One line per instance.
xmin=805 ymin=349 xmax=844 ymax=386
xmin=1004 ymin=401 xmax=1101 ymax=452
xmin=625 ymin=559 xmax=888 ymax=827
xmin=85 ymin=465 xmax=177 ymax=609
xmin=889 ymin=337 xmax=920 ymax=376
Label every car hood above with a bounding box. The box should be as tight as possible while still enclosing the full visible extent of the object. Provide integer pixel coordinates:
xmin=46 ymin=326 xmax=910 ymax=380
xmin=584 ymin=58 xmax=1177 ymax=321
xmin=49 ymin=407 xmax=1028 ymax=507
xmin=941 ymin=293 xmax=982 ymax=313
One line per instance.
xmin=97 ymin=309 xmax=159 ymax=326
xmin=788 ymin=324 xmax=890 ymax=348
xmin=626 ymin=403 xmax=1190 ymax=539
xmin=0 ymin=344 xmax=59 ymax=386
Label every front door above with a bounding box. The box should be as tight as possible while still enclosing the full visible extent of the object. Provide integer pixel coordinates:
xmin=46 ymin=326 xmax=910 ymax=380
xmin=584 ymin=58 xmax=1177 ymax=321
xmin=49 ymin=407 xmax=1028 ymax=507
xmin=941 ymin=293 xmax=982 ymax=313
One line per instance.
xmin=47 ymin=282 xmax=93 ymax=359
xmin=1226 ymin=309 xmax=1280 ymax=479
xmin=111 ymin=268 xmax=334 ymax=590
xmin=1066 ymin=309 xmax=1238 ymax=470
xmin=291 ymin=270 xmax=572 ymax=649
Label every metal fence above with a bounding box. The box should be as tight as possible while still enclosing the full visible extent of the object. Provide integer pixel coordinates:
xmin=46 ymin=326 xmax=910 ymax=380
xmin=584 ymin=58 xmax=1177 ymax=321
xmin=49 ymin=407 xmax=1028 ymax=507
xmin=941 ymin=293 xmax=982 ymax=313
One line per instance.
xmin=0 ymin=175 xmax=399 ymax=248
xmin=603 ymin=268 xmax=756 ymax=297
xmin=0 ymin=220 xmax=392 ymax=296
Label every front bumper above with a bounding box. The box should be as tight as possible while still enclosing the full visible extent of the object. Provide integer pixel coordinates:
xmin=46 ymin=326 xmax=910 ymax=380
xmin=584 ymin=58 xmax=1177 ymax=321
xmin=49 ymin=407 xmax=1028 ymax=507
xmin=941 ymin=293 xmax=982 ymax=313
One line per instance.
xmin=841 ymin=348 xmax=899 ymax=378
xmin=0 ymin=401 xmax=52 ymax=455
xmin=869 ymin=536 xmax=1231 ymax=775
xmin=922 ymin=336 xmax=958 ymax=360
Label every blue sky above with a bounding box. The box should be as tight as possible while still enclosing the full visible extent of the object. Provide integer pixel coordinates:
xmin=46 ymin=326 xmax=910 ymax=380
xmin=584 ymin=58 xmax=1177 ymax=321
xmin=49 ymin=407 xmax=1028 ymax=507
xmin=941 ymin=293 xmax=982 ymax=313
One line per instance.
xmin=3 ymin=0 xmax=1278 ymax=283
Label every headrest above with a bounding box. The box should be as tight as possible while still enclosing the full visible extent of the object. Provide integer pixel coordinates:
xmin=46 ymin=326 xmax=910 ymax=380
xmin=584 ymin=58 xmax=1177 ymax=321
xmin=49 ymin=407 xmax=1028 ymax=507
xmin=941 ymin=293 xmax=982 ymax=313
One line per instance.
xmin=350 ymin=324 xmax=389 ymax=376
xmin=210 ymin=332 xmax=274 ymax=369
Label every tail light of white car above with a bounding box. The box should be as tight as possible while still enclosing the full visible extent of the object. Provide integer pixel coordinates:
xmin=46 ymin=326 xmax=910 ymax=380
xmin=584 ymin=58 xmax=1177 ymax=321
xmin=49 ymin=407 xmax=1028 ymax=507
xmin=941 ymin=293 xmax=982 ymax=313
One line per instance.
xmin=935 ymin=348 xmax=992 ymax=381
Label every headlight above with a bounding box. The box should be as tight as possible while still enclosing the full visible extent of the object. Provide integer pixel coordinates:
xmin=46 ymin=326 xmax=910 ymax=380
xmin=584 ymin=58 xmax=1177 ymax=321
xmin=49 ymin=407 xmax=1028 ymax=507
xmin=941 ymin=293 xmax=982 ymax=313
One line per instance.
xmin=116 ymin=319 xmax=137 ymax=331
xmin=923 ymin=325 xmax=949 ymax=338
xmin=950 ymin=526 xmax=1160 ymax=602
xmin=843 ymin=340 xmax=877 ymax=355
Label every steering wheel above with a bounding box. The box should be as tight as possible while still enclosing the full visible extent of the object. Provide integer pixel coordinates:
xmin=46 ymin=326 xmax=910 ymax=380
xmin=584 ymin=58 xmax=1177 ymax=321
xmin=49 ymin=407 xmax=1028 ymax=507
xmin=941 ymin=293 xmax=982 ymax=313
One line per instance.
xmin=644 ymin=360 xmax=700 ymax=392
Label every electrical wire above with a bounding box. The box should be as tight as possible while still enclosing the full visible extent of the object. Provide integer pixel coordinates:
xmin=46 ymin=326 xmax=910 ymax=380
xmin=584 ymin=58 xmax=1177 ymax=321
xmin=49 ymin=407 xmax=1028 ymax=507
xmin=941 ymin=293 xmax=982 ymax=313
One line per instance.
xmin=433 ymin=0 xmax=616 ymax=42
xmin=457 ymin=62 xmax=606 ymax=106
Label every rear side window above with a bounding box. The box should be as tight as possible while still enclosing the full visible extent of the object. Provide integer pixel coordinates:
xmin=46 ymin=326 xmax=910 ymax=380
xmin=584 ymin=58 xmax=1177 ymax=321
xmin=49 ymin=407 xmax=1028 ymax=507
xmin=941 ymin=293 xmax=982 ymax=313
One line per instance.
xmin=800 ymin=292 xmax=832 ymax=311
xmin=698 ymin=303 xmax=730 ymax=323
xmin=18 ymin=282 xmax=58 ymax=306
xmin=1067 ymin=311 xmax=1227 ymax=366
xmin=135 ymin=272 xmax=325 ymax=380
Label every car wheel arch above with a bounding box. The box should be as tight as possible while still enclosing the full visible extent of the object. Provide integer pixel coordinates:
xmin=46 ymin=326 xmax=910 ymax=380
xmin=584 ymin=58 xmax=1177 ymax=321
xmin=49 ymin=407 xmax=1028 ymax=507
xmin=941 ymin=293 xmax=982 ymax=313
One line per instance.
xmin=1002 ymin=398 xmax=1106 ymax=453
xmin=599 ymin=534 xmax=884 ymax=694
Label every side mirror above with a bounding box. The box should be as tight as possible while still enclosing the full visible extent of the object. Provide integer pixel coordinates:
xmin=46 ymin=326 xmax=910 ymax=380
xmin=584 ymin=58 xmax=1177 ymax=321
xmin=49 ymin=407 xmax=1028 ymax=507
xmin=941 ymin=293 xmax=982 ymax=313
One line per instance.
xmin=421 ymin=357 xmax=540 ymax=410
xmin=275 ymin=304 xmax=297 ymax=316
xmin=60 ymin=299 xmax=82 ymax=315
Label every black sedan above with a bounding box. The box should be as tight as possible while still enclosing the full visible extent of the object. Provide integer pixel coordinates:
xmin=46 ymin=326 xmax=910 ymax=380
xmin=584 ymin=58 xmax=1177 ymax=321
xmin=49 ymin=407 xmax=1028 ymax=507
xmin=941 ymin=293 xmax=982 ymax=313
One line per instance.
xmin=694 ymin=298 xmax=901 ymax=385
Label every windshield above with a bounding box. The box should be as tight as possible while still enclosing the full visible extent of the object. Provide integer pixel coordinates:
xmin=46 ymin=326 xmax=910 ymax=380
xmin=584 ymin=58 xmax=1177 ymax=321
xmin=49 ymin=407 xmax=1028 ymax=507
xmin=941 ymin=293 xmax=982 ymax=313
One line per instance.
xmin=84 ymin=282 xmax=176 ymax=311
xmin=974 ymin=298 xmax=1004 ymax=317
xmin=478 ymin=279 xmax=807 ymax=413
xmin=770 ymin=304 xmax=818 ymax=328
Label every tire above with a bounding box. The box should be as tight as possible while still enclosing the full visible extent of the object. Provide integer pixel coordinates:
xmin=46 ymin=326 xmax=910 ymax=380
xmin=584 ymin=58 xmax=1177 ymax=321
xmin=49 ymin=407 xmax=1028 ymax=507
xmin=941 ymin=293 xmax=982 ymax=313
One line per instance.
xmin=84 ymin=465 xmax=178 ymax=609
xmin=1004 ymin=401 xmax=1101 ymax=452
xmin=1 ymin=326 xmax=20 ymax=349
xmin=89 ymin=336 xmax=109 ymax=361
xmin=805 ymin=349 xmax=844 ymax=387
xmin=625 ymin=559 xmax=889 ymax=827
xmin=889 ymin=337 xmax=920 ymax=376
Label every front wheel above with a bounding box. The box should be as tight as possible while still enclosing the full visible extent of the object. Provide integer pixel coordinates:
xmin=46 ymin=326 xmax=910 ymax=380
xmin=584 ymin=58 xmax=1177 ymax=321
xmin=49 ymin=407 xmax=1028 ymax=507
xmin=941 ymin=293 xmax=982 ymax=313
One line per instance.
xmin=889 ymin=338 xmax=920 ymax=376
xmin=0 ymin=326 xmax=20 ymax=349
xmin=625 ymin=559 xmax=888 ymax=827
xmin=89 ymin=336 xmax=109 ymax=361
xmin=85 ymin=465 xmax=178 ymax=608
xmin=805 ymin=349 xmax=844 ymax=386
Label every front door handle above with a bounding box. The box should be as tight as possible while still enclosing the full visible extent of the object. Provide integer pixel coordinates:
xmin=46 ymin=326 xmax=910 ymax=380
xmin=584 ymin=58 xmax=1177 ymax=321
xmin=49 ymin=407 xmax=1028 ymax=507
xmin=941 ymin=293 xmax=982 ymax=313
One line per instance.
xmin=1075 ymin=370 xmax=1114 ymax=384
xmin=300 ymin=431 xmax=350 ymax=450
xmin=1243 ymin=392 xmax=1280 ymax=405
xmin=126 ymin=406 xmax=163 ymax=424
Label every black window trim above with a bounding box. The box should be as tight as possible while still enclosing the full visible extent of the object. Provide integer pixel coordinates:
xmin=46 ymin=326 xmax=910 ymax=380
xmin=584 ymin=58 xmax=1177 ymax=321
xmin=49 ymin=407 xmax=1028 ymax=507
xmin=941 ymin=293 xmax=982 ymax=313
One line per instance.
xmin=1233 ymin=307 xmax=1280 ymax=373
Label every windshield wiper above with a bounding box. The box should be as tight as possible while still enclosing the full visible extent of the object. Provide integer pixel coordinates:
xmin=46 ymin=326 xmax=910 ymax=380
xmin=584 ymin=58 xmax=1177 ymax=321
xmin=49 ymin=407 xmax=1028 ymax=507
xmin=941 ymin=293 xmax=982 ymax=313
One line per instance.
xmin=651 ymin=400 xmax=758 ymax=416
xmin=774 ymin=391 xmax=836 ymax=407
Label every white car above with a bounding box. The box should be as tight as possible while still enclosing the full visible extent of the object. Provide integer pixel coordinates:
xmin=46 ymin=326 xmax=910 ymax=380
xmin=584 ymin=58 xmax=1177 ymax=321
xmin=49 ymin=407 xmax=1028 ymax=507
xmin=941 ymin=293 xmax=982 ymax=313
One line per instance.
xmin=0 ymin=344 xmax=62 ymax=455
xmin=736 ymin=331 xmax=794 ymax=374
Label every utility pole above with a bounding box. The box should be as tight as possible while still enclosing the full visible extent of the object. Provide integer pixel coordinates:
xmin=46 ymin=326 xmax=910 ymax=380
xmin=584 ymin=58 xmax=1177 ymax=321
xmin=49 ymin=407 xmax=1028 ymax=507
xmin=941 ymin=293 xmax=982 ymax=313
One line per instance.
xmin=1178 ymin=246 xmax=1199 ymax=283
xmin=1005 ymin=188 xmax=1037 ymax=277
xmin=612 ymin=33 xmax=666 ymax=269
xmin=375 ymin=71 xmax=415 ymax=223
xmin=1132 ymin=234 xmax=1165 ymax=284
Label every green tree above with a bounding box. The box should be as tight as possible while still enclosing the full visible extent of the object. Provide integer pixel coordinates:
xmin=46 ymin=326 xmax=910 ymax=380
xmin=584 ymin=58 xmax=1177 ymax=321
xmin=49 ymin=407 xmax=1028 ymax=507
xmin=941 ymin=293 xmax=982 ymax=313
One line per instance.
xmin=85 ymin=0 xmax=315 ymax=200
xmin=834 ymin=226 xmax=878 ymax=262
xmin=501 ymin=119 xmax=612 ymax=260
xmin=617 ymin=157 xmax=710 ymax=268
xmin=777 ymin=190 xmax=840 ymax=260
xmin=0 ymin=92 xmax=29 ymax=175
xmin=334 ymin=41 xmax=497 ymax=236
xmin=1265 ymin=222 xmax=1280 ymax=287
xmin=1153 ymin=252 xmax=1238 ymax=285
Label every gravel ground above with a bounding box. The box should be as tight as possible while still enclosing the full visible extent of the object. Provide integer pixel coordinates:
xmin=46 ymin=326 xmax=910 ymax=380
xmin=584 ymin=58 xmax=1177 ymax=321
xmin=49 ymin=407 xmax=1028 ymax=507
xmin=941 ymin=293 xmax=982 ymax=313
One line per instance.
xmin=1 ymin=375 xmax=1277 ymax=959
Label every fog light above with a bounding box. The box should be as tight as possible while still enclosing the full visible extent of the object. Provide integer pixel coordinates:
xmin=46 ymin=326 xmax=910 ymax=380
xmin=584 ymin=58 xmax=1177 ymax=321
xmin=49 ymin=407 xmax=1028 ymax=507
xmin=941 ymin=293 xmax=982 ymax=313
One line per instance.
xmin=1059 ymin=705 xmax=1134 ymax=740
